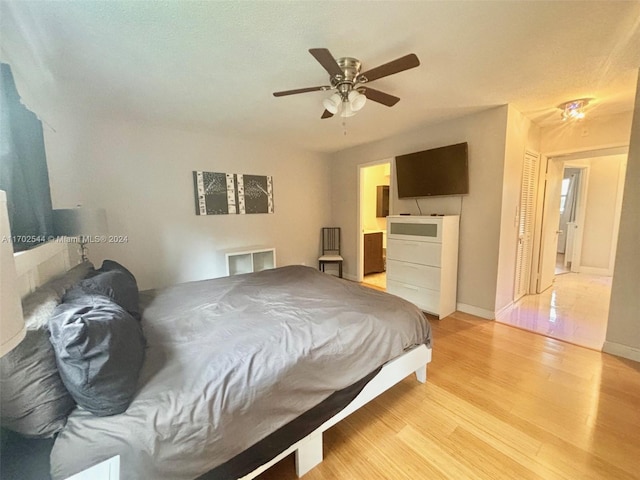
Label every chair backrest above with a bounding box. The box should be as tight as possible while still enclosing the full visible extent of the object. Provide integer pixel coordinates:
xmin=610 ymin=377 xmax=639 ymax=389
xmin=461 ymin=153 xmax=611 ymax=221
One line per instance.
xmin=321 ymin=227 xmax=341 ymax=255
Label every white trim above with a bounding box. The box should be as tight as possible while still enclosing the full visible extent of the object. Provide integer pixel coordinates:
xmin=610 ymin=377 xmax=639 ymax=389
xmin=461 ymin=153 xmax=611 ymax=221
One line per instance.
xmin=456 ymin=303 xmax=495 ymax=319
xmin=495 ymin=301 xmax=515 ymax=321
xmin=603 ymin=341 xmax=640 ymax=363
xmin=609 ymin=156 xmax=628 ymax=274
xmin=543 ymin=144 xmax=629 ymax=159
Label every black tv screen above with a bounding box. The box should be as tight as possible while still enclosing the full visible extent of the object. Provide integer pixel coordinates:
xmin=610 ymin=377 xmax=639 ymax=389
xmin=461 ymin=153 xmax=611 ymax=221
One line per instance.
xmin=395 ymin=142 xmax=469 ymax=198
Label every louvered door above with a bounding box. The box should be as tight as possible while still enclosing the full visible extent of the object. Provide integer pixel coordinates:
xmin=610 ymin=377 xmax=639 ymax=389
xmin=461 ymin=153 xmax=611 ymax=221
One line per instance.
xmin=514 ymin=151 xmax=539 ymax=301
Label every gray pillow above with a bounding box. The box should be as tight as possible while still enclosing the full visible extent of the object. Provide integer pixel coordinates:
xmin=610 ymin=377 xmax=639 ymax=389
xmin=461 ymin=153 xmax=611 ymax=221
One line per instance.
xmin=0 ymin=263 xmax=93 ymax=438
xmin=66 ymin=269 xmax=140 ymax=320
xmin=48 ymin=295 xmax=146 ymax=417
xmin=98 ymin=260 xmax=136 ymax=284
xmin=0 ymin=329 xmax=75 ymax=437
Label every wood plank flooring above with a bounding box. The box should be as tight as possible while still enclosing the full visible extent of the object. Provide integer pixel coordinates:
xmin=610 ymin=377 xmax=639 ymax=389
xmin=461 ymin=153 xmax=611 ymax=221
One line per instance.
xmin=258 ymin=312 xmax=640 ymax=479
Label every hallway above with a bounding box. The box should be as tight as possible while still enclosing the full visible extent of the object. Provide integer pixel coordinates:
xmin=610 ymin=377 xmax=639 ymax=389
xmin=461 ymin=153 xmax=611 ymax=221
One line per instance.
xmin=497 ymin=273 xmax=612 ymax=351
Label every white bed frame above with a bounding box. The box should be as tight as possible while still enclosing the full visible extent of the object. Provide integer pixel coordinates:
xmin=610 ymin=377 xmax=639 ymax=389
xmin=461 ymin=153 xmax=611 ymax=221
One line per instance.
xmin=240 ymin=343 xmax=431 ymax=479
xmin=15 ymin=241 xmax=432 ymax=479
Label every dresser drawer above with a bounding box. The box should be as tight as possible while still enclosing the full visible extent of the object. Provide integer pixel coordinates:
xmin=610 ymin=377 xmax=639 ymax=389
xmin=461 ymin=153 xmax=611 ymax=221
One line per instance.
xmin=387 ymin=280 xmax=440 ymax=314
xmin=386 ymin=259 xmax=441 ymax=291
xmin=386 ymin=239 xmax=442 ymax=267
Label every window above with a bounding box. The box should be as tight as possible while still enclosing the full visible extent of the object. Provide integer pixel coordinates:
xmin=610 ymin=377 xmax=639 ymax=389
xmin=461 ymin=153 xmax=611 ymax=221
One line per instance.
xmin=559 ymin=177 xmax=571 ymax=213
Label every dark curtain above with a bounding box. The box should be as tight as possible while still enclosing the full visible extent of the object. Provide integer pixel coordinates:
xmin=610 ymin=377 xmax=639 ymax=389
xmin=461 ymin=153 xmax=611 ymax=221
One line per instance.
xmin=0 ymin=63 xmax=53 ymax=251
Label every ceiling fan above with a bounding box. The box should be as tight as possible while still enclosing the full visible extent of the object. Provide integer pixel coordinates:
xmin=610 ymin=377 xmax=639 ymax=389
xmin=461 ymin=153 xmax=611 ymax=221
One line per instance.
xmin=273 ymin=48 xmax=420 ymax=119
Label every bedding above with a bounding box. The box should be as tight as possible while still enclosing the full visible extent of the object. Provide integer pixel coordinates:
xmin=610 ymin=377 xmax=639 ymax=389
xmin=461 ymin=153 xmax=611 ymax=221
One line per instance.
xmin=65 ymin=261 xmax=140 ymax=320
xmin=0 ymin=328 xmax=75 ymax=438
xmin=48 ymin=294 xmax=146 ymax=416
xmin=0 ymin=262 xmax=93 ymax=438
xmin=50 ymin=265 xmax=431 ymax=480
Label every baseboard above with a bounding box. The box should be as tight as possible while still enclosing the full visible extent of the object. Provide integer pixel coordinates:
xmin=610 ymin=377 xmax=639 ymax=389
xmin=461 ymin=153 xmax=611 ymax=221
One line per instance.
xmin=578 ymin=266 xmax=612 ymax=276
xmin=343 ymin=273 xmax=358 ymax=282
xmin=456 ymin=303 xmax=495 ymax=320
xmin=602 ymin=341 xmax=640 ymax=363
xmin=495 ymin=301 xmax=515 ymax=321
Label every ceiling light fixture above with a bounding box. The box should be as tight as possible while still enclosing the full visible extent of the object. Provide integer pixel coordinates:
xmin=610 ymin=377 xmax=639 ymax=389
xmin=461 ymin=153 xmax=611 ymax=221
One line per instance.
xmin=322 ymin=93 xmax=342 ymax=114
xmin=559 ymin=98 xmax=590 ymax=121
xmin=274 ymin=49 xmax=420 ymax=120
xmin=321 ymin=88 xmax=368 ymax=118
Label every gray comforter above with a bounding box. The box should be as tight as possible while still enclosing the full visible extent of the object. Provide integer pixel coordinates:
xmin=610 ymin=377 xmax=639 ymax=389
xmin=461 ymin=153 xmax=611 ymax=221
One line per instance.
xmin=50 ymin=265 xmax=431 ymax=480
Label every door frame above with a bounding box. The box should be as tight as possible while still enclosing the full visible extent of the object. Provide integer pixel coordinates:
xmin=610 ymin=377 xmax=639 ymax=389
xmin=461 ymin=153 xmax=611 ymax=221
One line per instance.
xmin=531 ymin=145 xmax=628 ymax=289
xmin=356 ymin=158 xmax=393 ymax=283
xmin=559 ymin=163 xmax=590 ymax=273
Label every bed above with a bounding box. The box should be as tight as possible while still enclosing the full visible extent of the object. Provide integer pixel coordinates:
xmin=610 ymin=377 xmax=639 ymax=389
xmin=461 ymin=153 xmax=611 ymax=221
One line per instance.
xmin=6 ymin=242 xmax=432 ymax=480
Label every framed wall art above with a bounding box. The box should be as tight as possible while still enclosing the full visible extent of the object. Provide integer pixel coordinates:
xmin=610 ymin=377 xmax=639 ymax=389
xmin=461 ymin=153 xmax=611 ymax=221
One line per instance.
xmin=193 ymin=171 xmax=274 ymax=215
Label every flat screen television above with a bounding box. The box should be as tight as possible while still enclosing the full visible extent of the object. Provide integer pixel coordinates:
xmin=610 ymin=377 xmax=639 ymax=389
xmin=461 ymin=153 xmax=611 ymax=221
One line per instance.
xmin=395 ymin=142 xmax=469 ymax=198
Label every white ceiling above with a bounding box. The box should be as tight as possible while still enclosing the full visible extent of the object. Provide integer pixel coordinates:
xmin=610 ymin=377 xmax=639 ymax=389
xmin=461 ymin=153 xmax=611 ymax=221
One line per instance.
xmin=1 ymin=1 xmax=639 ymax=153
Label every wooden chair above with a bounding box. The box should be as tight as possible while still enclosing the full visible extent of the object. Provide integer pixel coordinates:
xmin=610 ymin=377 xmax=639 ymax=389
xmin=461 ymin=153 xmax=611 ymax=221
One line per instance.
xmin=318 ymin=227 xmax=343 ymax=278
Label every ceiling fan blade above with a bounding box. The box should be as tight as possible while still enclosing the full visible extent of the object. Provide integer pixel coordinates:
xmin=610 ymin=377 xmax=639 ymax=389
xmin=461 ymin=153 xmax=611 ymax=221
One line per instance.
xmin=361 ymin=87 xmax=400 ymax=107
xmin=273 ymin=86 xmax=328 ymax=97
xmin=309 ymin=48 xmax=343 ymax=78
xmin=359 ymin=53 xmax=420 ymax=83
xmin=321 ymin=109 xmax=334 ymax=119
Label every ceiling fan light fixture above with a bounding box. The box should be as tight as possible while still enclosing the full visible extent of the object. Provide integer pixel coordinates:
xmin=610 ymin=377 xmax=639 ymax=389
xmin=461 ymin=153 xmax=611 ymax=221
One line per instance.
xmin=323 ymin=93 xmax=342 ymax=114
xmin=273 ymin=48 xmax=421 ymax=121
xmin=348 ymin=90 xmax=367 ymax=112
xmin=340 ymin=100 xmax=356 ymax=118
xmin=559 ymin=98 xmax=590 ymax=121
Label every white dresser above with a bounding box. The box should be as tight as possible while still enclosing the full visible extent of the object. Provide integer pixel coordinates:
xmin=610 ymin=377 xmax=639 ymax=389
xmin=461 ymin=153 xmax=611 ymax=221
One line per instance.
xmin=386 ymin=215 xmax=459 ymax=318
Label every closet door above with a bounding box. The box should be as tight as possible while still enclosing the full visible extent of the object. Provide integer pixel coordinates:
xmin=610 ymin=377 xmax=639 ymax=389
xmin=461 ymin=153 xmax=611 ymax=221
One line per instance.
xmin=514 ymin=151 xmax=539 ymax=301
xmin=537 ymin=157 xmax=564 ymax=293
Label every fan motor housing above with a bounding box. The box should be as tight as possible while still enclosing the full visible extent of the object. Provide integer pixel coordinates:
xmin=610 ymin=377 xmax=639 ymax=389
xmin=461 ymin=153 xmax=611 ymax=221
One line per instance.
xmin=332 ymin=57 xmax=362 ymax=92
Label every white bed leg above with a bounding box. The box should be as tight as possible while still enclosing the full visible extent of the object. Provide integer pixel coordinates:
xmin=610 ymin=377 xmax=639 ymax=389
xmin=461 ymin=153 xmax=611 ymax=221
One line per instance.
xmin=295 ymin=432 xmax=323 ymax=477
xmin=415 ymin=364 xmax=427 ymax=383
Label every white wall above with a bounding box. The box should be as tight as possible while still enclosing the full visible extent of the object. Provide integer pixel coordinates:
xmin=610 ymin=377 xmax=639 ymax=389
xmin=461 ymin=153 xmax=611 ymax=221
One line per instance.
xmin=44 ymin=116 xmax=332 ymax=290
xmin=577 ymin=154 xmax=627 ymax=273
xmin=605 ymin=70 xmax=640 ymax=362
xmin=541 ymin=111 xmax=634 ymax=154
xmin=495 ymin=106 xmax=541 ymax=313
xmin=330 ymin=106 xmax=509 ymax=316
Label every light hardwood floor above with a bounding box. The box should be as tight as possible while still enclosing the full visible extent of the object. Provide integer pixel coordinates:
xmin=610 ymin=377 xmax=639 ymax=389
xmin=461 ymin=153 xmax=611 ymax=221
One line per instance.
xmin=363 ymin=272 xmax=386 ymax=290
xmin=258 ymin=312 xmax=640 ymax=479
xmin=497 ymin=273 xmax=612 ymax=351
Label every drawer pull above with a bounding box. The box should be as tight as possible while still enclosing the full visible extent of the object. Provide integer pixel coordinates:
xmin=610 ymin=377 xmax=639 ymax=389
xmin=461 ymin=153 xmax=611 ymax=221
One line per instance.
xmin=400 ymin=284 xmax=419 ymax=291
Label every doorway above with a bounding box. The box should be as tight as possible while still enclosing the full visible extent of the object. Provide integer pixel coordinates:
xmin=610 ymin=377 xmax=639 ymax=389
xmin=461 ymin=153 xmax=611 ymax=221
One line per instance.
xmin=536 ymin=150 xmax=627 ymax=291
xmin=500 ymin=148 xmax=628 ymax=350
xmin=555 ymin=167 xmax=584 ymax=275
xmin=357 ymin=160 xmax=391 ymax=289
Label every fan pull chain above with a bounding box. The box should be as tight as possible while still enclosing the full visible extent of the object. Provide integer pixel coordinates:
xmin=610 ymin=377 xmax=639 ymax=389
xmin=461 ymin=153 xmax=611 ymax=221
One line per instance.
xmin=342 ymin=118 xmax=347 ymax=136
